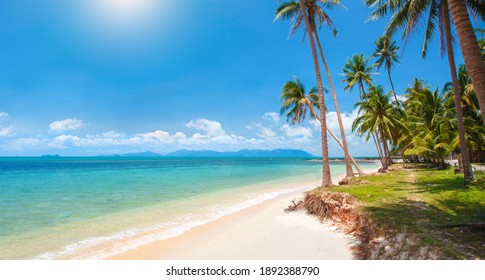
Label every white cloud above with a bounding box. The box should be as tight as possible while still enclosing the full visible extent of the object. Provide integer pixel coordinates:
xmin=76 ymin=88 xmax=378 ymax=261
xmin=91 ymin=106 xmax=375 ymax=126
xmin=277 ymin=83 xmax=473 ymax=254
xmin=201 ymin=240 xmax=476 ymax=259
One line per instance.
xmin=262 ymin=112 xmax=280 ymax=125
xmin=0 ymin=112 xmax=15 ymax=137
xmin=191 ymin=133 xmax=209 ymax=140
xmin=136 ymin=130 xmax=171 ymax=141
xmin=325 ymin=109 xmax=359 ymax=133
xmin=0 ymin=112 xmax=9 ymax=121
xmin=49 ymin=118 xmax=83 ymax=132
xmin=396 ymin=94 xmax=407 ymax=103
xmin=186 ymin=119 xmax=225 ymax=137
xmin=0 ymin=126 xmax=15 ymax=137
xmin=100 ymin=131 xmax=126 ymax=139
xmin=50 ymin=135 xmax=82 ymax=148
xmin=1 ymin=137 xmax=49 ymax=151
xmin=248 ymin=123 xmax=277 ymax=138
xmin=281 ymin=124 xmax=313 ymax=139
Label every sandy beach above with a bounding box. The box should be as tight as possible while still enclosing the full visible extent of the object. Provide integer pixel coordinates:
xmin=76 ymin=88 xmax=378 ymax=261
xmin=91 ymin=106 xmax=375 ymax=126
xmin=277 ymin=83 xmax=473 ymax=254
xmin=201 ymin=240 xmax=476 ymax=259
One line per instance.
xmin=107 ymin=167 xmax=380 ymax=260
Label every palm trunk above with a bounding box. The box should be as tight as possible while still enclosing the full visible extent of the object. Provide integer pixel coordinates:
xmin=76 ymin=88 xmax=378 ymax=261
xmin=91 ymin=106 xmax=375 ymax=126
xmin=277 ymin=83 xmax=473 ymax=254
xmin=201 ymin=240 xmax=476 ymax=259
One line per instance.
xmin=317 ymin=118 xmax=365 ymax=175
xmin=379 ymin=125 xmax=390 ymax=170
xmin=388 ymin=68 xmax=400 ymax=106
xmin=314 ymin=30 xmax=354 ymax=178
xmin=372 ymin=132 xmax=385 ymax=167
xmin=442 ymin=1 xmax=474 ymax=182
xmin=359 ymin=81 xmax=365 ymax=100
xmin=298 ymin=0 xmax=332 ymax=187
xmin=448 ymin=0 xmax=485 ymax=123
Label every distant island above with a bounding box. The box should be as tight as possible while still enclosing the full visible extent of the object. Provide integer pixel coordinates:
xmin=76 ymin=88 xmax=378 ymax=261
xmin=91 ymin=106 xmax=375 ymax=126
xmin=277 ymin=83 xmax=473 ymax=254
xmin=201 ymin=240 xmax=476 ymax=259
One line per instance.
xmin=100 ymin=149 xmax=316 ymax=158
xmin=41 ymin=154 xmax=61 ymax=158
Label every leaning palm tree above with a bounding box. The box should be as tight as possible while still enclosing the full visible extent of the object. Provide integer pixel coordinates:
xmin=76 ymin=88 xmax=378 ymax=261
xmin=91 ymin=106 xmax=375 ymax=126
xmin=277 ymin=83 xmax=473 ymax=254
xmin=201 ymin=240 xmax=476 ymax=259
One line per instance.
xmin=274 ymin=0 xmax=356 ymax=179
xmin=372 ymin=36 xmax=401 ymax=106
xmin=365 ymin=0 xmax=475 ymax=181
xmin=280 ymin=76 xmax=365 ymax=175
xmin=342 ymin=54 xmax=375 ymax=99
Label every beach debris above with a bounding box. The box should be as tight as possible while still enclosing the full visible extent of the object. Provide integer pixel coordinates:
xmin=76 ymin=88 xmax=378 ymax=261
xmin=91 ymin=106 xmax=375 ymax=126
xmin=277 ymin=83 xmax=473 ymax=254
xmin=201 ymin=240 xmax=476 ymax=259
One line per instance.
xmin=338 ymin=177 xmax=353 ymax=185
xmin=284 ymin=200 xmax=304 ymax=212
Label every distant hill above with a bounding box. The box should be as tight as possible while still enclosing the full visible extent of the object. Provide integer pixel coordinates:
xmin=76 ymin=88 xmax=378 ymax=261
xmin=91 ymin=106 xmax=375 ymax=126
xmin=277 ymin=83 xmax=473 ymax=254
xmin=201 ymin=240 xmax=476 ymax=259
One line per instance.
xmin=100 ymin=151 xmax=163 ymax=157
xmin=165 ymin=149 xmax=315 ymax=158
xmin=98 ymin=149 xmax=315 ymax=158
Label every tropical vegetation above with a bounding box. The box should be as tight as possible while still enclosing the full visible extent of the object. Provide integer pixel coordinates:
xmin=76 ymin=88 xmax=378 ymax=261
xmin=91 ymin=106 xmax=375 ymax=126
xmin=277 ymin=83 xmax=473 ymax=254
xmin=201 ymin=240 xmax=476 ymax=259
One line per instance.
xmin=364 ymin=0 xmax=485 ymax=181
xmin=275 ymin=1 xmax=484 ymax=186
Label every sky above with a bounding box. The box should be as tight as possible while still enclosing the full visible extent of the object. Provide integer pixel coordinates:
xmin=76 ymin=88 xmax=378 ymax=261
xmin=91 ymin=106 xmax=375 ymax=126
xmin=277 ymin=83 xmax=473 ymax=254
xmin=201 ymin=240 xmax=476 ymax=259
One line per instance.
xmin=0 ymin=0 xmax=480 ymax=156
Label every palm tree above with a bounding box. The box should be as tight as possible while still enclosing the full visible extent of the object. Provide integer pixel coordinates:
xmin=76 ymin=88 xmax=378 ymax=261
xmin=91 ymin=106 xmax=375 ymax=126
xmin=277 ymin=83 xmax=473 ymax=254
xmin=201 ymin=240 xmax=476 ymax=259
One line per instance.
xmin=293 ymin=0 xmax=332 ymax=186
xmin=275 ymin=0 xmax=357 ymax=179
xmin=445 ymin=66 xmax=485 ymax=163
xmin=280 ymin=76 xmax=365 ymax=175
xmin=448 ymin=0 xmax=485 ymax=122
xmin=342 ymin=54 xmax=375 ymax=99
xmin=372 ymin=36 xmax=401 ymax=106
xmin=404 ymin=86 xmax=454 ymax=166
xmin=353 ymin=85 xmax=407 ymax=170
xmin=364 ymin=0 xmax=475 ymax=181
xmin=342 ymin=54 xmax=388 ymax=166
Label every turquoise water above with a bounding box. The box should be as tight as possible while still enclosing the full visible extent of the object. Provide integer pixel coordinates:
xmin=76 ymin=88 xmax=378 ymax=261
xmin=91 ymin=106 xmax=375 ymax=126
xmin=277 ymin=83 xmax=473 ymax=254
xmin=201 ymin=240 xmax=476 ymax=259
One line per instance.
xmin=0 ymin=157 xmax=378 ymax=259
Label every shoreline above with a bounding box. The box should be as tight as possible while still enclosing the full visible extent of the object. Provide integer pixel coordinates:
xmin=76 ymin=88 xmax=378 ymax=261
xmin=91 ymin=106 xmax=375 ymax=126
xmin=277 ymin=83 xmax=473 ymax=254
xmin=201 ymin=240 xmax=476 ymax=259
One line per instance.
xmin=107 ymin=166 xmax=380 ymax=260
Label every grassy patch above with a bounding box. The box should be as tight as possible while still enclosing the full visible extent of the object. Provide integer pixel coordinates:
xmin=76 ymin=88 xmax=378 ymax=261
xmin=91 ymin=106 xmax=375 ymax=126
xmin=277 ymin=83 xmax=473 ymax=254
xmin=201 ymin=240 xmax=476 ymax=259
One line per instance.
xmin=329 ymin=164 xmax=485 ymax=259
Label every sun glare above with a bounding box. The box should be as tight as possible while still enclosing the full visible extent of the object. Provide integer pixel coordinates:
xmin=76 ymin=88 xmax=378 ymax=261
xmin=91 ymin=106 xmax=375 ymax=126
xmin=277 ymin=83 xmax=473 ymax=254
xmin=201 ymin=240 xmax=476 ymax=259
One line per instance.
xmin=91 ymin=0 xmax=160 ymax=29
xmin=101 ymin=0 xmax=151 ymax=19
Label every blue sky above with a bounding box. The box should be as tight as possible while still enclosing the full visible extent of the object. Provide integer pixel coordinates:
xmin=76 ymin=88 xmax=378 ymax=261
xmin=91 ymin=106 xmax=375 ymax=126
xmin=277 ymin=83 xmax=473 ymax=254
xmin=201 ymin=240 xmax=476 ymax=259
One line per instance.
xmin=0 ymin=0 xmax=479 ymax=156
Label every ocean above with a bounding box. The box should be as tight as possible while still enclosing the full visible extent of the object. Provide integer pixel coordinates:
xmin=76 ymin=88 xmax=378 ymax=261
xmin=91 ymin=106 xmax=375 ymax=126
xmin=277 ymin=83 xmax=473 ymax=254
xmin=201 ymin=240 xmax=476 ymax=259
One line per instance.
xmin=0 ymin=157 xmax=378 ymax=259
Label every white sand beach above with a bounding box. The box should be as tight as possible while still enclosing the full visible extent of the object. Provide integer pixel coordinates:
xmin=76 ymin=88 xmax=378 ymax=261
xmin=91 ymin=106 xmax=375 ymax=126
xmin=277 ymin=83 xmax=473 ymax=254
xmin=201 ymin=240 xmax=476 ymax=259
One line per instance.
xmin=107 ymin=167 xmax=380 ymax=260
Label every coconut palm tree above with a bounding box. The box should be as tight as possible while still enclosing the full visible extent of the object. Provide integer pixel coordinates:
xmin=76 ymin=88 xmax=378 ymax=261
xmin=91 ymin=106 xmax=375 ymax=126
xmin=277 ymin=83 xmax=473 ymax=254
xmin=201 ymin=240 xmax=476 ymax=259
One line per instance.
xmin=280 ymin=76 xmax=365 ymax=175
xmin=290 ymin=0 xmax=332 ymax=186
xmin=274 ymin=0 xmax=356 ymax=179
xmin=444 ymin=66 xmax=485 ymax=163
xmin=404 ymin=86 xmax=455 ymax=166
xmin=372 ymin=36 xmax=401 ymax=106
xmin=342 ymin=54 xmax=375 ymax=99
xmin=364 ymin=0 xmax=475 ymax=181
xmin=353 ymin=85 xmax=407 ymax=170
xmin=342 ymin=53 xmax=388 ymax=164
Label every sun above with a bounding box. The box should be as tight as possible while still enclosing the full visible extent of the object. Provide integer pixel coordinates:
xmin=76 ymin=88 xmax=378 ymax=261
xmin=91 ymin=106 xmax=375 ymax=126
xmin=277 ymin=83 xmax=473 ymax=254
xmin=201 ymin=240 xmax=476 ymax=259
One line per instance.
xmin=100 ymin=0 xmax=152 ymax=19
xmin=91 ymin=0 xmax=159 ymax=28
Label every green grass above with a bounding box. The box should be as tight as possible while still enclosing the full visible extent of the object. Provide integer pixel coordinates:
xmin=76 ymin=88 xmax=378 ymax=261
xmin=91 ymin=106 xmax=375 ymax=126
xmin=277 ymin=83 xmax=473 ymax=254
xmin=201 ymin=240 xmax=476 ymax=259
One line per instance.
xmin=332 ymin=164 xmax=485 ymax=259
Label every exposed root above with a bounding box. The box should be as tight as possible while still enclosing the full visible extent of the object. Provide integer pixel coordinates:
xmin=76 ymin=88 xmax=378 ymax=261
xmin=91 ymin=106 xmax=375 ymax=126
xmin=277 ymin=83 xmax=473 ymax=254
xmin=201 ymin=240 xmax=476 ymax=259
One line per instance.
xmin=303 ymin=192 xmax=381 ymax=259
xmin=303 ymin=191 xmax=444 ymax=259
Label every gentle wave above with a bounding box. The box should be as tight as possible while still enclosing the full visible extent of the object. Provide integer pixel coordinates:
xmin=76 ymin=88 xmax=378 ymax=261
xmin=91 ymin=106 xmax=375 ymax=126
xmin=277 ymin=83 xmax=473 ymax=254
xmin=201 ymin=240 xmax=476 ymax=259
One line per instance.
xmin=36 ymin=185 xmax=310 ymax=260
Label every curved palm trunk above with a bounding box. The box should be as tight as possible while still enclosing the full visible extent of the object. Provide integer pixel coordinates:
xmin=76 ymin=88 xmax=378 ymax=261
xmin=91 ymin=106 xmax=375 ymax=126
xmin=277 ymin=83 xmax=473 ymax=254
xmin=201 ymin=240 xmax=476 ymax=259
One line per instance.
xmin=387 ymin=68 xmax=400 ymax=106
xmin=442 ymin=1 xmax=474 ymax=182
xmin=448 ymin=0 xmax=485 ymax=123
xmin=298 ymin=0 xmax=332 ymax=187
xmin=314 ymin=31 xmax=354 ymax=178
